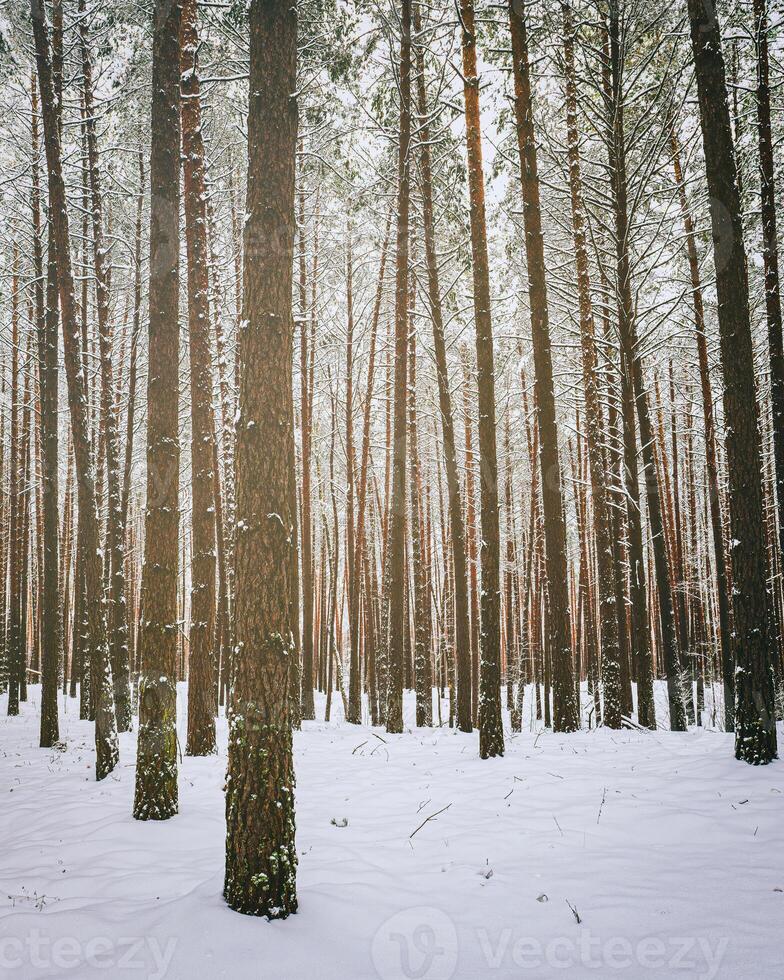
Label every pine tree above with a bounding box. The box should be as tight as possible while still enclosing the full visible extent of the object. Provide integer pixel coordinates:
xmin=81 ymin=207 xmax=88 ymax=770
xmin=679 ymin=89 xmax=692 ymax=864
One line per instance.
xmin=31 ymin=0 xmax=118 ymax=779
xmin=181 ymin=0 xmax=218 ymax=757
xmin=509 ymin=0 xmax=578 ymax=733
xmin=386 ymin=0 xmax=413 ymax=736
xmin=687 ymin=0 xmax=778 ymax=764
xmin=223 ymin=0 xmax=299 ymax=917
xmin=459 ymin=0 xmax=503 ymax=758
xmin=30 ymin=72 xmax=60 ymax=747
xmin=78 ymin=0 xmax=132 ymax=733
xmin=133 ymin=0 xmax=183 ymax=817
xmin=413 ymin=1 xmax=472 ymax=732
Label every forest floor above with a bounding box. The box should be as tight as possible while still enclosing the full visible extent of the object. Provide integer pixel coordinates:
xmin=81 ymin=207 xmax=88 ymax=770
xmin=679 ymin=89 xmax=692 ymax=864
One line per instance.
xmin=0 ymin=683 xmax=781 ymax=979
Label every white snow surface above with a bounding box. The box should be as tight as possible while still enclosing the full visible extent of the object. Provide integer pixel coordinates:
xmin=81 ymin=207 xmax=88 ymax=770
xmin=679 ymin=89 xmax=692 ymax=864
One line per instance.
xmin=0 ymin=684 xmax=782 ymax=980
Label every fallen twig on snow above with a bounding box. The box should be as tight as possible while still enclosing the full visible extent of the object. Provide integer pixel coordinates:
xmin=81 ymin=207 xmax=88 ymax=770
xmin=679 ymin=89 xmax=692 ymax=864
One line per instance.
xmin=410 ymin=802 xmax=452 ymax=839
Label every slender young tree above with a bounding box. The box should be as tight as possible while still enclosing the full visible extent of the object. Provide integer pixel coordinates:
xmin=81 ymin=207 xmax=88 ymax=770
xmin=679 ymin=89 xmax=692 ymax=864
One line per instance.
xmin=78 ymin=0 xmax=132 ymax=732
xmin=413 ymin=1 xmax=472 ymax=731
xmin=298 ymin=178 xmax=316 ymax=722
xmin=181 ymin=0 xmax=217 ymax=756
xmin=409 ymin=330 xmax=432 ymax=726
xmin=561 ymin=2 xmax=628 ymax=728
xmin=352 ymin=214 xmax=391 ymax=726
xmin=7 ymin=252 xmax=21 ymax=718
xmin=345 ymin=224 xmax=360 ymax=724
xmin=687 ymin=0 xmax=778 ymax=764
xmin=386 ymin=0 xmax=412 ymax=736
xmin=31 ymin=0 xmax=118 ymax=779
xmin=669 ymin=121 xmax=734 ymax=730
xmin=605 ymin=3 xmax=680 ymax=730
xmin=30 ymin=73 xmax=60 ymax=747
xmin=509 ymin=0 xmax=578 ymax=732
xmin=752 ymin=0 xmax=784 ymax=569
xmin=560 ymin=0 xmax=624 ymax=729
xmin=223 ymin=0 xmax=299 ymax=916
xmin=459 ymin=0 xmax=504 ymax=757
xmin=133 ymin=0 xmax=182 ymax=818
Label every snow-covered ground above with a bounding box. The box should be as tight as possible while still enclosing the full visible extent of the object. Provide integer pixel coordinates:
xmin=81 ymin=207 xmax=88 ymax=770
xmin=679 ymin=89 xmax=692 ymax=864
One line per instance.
xmin=0 ymin=683 xmax=781 ymax=980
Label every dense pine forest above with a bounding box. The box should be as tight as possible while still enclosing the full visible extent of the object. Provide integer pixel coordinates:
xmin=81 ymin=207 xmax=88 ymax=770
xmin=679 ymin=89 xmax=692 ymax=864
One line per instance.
xmin=0 ymin=0 xmax=782 ymax=976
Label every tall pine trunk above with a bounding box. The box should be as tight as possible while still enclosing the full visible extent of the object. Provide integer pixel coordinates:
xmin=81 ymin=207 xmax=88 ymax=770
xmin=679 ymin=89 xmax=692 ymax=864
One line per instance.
xmin=510 ymin=0 xmax=577 ymax=732
xmin=78 ymin=0 xmax=132 ymax=733
xmin=298 ymin=180 xmax=316 ymax=721
xmin=687 ymin=0 xmax=778 ymax=763
xmin=606 ymin=5 xmax=675 ymax=729
xmin=181 ymin=0 xmax=217 ymax=756
xmin=7 ymin=253 xmax=21 ymax=717
xmin=30 ymin=73 xmax=60 ymax=746
xmin=560 ymin=1 xmax=625 ymax=728
xmin=223 ymin=0 xmax=299 ymax=916
xmin=31 ymin=0 xmax=118 ymax=779
xmin=386 ymin=0 xmax=412 ymax=735
xmin=669 ymin=122 xmax=735 ymax=730
xmin=414 ymin=3 xmax=472 ymax=731
xmin=753 ymin=0 xmax=784 ymax=580
xmin=459 ymin=0 xmax=504 ymax=757
xmin=133 ymin=0 xmax=182 ymax=817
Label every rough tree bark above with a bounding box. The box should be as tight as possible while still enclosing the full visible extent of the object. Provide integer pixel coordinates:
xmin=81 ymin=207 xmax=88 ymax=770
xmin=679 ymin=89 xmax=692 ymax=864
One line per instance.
xmin=223 ymin=0 xmax=299 ymax=916
xmin=133 ymin=0 xmax=182 ymax=817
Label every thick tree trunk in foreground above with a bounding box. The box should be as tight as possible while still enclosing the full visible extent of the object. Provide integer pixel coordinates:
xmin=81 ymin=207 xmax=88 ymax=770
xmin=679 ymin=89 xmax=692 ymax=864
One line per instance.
xmin=181 ymin=0 xmax=217 ymax=757
xmin=510 ymin=0 xmax=577 ymax=732
xmin=31 ymin=0 xmax=118 ymax=779
xmin=386 ymin=0 xmax=412 ymax=735
xmin=688 ymin=0 xmax=777 ymax=763
xmin=459 ymin=0 xmax=504 ymax=757
xmin=133 ymin=0 xmax=182 ymax=817
xmin=224 ymin=0 xmax=299 ymax=916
